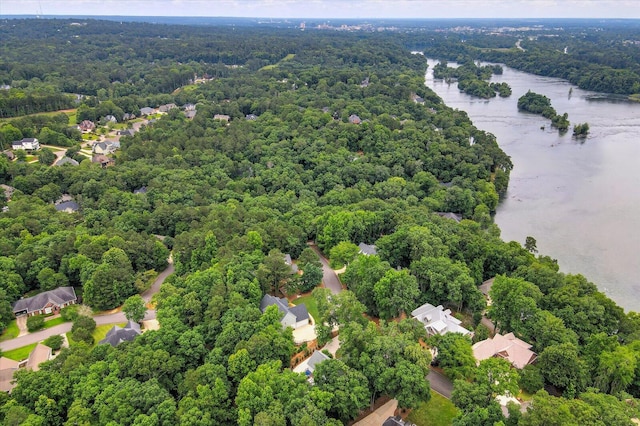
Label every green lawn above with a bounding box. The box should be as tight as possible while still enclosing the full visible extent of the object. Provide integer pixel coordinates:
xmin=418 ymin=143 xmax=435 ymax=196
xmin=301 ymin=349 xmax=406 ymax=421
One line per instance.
xmin=3 ymin=343 xmax=37 ymax=361
xmin=67 ymin=323 xmax=125 ymax=347
xmin=407 ymin=391 xmax=459 ymax=426
xmin=0 ymin=320 xmax=20 ymax=342
xmin=43 ymin=317 xmax=67 ymax=329
xmin=292 ymin=294 xmax=319 ymax=323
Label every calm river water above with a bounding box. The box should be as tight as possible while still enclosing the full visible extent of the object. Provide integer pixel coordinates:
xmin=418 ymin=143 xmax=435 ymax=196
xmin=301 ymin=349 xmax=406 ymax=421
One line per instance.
xmin=425 ymin=59 xmax=640 ymax=312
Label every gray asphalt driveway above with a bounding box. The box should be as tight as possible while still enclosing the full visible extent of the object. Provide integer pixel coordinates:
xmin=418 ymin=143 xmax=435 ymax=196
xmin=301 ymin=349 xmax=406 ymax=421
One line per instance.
xmin=309 ymin=243 xmax=343 ymax=294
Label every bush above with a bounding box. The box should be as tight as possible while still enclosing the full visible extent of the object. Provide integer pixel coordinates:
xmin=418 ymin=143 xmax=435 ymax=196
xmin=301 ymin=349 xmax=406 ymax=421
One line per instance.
xmin=44 ymin=334 xmax=64 ymax=351
xmin=26 ymin=315 xmax=45 ymax=332
xmin=70 ymin=315 xmax=96 ymax=345
xmin=60 ymin=305 xmax=80 ymax=322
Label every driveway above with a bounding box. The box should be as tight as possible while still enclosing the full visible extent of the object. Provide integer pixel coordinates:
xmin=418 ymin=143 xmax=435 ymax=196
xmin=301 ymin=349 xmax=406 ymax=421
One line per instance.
xmin=16 ymin=315 xmax=28 ymax=337
xmin=308 ymin=243 xmax=343 ymax=294
xmin=428 ymin=367 xmax=454 ymax=398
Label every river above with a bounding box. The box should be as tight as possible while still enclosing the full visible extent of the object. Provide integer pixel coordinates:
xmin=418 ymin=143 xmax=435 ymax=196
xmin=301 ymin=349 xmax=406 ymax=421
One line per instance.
xmin=424 ymin=59 xmax=640 ymax=312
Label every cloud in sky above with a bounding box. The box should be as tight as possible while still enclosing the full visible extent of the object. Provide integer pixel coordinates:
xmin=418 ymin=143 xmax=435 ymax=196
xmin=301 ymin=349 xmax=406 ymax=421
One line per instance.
xmin=1 ymin=0 xmax=638 ymax=19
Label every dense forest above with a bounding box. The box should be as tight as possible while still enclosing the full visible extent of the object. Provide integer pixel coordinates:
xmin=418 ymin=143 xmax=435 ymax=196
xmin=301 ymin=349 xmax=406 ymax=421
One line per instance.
xmin=412 ymin=20 xmax=640 ymax=96
xmin=1 ymin=18 xmax=640 ymax=426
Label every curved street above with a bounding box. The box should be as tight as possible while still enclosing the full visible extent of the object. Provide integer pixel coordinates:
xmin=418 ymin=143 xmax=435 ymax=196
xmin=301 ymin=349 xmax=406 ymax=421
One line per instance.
xmin=0 ymin=259 xmax=172 ymax=352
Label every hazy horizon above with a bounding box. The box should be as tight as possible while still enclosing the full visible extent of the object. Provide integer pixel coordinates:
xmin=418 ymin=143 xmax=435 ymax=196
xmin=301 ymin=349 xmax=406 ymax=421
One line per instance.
xmin=2 ymin=0 xmax=639 ymax=20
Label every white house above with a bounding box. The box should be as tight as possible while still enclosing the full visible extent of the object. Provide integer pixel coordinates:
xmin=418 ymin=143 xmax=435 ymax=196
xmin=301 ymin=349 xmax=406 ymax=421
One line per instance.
xmin=411 ymin=302 xmax=471 ymax=336
xmin=260 ymin=294 xmax=309 ymax=329
xmin=12 ymin=138 xmax=40 ymax=151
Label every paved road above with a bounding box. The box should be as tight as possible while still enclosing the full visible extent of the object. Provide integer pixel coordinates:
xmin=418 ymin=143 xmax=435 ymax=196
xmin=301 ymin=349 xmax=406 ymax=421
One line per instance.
xmin=308 ymin=243 xmax=343 ymax=294
xmin=1 ymin=257 xmax=171 ymax=352
xmin=427 ymin=368 xmax=454 ymax=398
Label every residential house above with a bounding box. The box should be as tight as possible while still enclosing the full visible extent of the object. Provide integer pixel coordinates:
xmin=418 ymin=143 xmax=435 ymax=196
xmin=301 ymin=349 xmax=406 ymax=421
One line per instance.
xmin=2 ymin=150 xmax=15 ymax=161
xmin=472 ymin=333 xmax=537 ymax=369
xmin=78 ymin=120 xmax=96 ymax=132
xmin=260 ymin=294 xmax=309 ymax=330
xmin=214 ymin=114 xmax=231 ymax=122
xmin=12 ymin=138 xmax=40 ymax=151
xmin=284 ymin=254 xmax=299 ymax=273
xmin=158 ymin=103 xmax=177 ymax=113
xmin=479 ymin=277 xmax=495 ymax=305
xmin=122 ymin=112 xmax=136 ymax=121
xmin=358 ymin=243 xmax=377 ymax=256
xmin=184 ymin=110 xmax=197 ymax=119
xmin=360 ymin=77 xmax=370 ymax=88
xmin=25 ymin=343 xmax=52 ymax=372
xmin=133 ymin=186 xmax=148 ymax=195
xmin=296 ymin=350 xmax=331 ymax=381
xmin=92 ymin=141 xmax=118 ymax=155
xmin=245 ymin=114 xmax=258 ymax=120
xmin=92 ymin=154 xmax=115 ymax=168
xmin=183 ymin=103 xmax=196 ymax=111
xmin=411 ymin=302 xmax=471 ymax=336
xmin=55 ymin=156 xmax=79 ymax=166
xmin=1 ymin=184 xmax=16 ymax=201
xmin=383 ymin=417 xmax=415 ymax=426
xmin=103 ymin=115 xmax=117 ymax=123
xmin=140 ymin=107 xmax=155 ymax=116
xmin=55 ymin=200 xmax=79 ymax=213
xmin=0 ymin=357 xmax=20 ymax=393
xmin=348 ymin=114 xmax=362 ymax=124
xmin=435 ymin=212 xmax=463 ymax=222
xmin=99 ymin=321 xmax=142 ymax=347
xmin=12 ymin=286 xmax=77 ymax=317
xmin=117 ymin=129 xmax=135 ymax=137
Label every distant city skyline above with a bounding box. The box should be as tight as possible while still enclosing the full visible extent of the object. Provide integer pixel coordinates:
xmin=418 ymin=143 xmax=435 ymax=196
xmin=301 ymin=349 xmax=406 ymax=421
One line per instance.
xmin=1 ymin=0 xmax=639 ymax=19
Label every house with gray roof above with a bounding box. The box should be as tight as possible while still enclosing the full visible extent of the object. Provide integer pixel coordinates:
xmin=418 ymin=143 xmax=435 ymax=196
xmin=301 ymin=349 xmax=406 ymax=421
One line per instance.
xmin=117 ymin=129 xmax=135 ymax=137
xmin=260 ymin=294 xmax=309 ymax=329
xmin=158 ymin=103 xmax=177 ymax=113
xmin=13 ymin=286 xmax=77 ymax=317
xmin=436 ymin=212 xmax=463 ymax=222
xmin=284 ymin=254 xmax=299 ymax=273
xmin=358 ymin=243 xmax=377 ymax=256
xmin=55 ymin=156 xmax=79 ymax=166
xmin=304 ymin=350 xmax=330 ymax=375
xmin=140 ymin=107 xmax=155 ymax=116
xmin=411 ymin=302 xmax=470 ymax=337
xmin=99 ymin=321 xmax=142 ymax=347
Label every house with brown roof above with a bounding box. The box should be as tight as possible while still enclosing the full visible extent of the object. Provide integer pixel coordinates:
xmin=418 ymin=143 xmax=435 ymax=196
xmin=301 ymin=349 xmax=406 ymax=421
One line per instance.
xmin=472 ymin=332 xmax=537 ymax=369
xmin=0 ymin=357 xmax=20 ymax=393
xmin=348 ymin=114 xmax=362 ymax=124
xmin=78 ymin=120 xmax=96 ymax=132
xmin=25 ymin=343 xmax=52 ymax=372
xmin=92 ymin=154 xmax=114 ymax=168
xmin=214 ymin=114 xmax=231 ymax=122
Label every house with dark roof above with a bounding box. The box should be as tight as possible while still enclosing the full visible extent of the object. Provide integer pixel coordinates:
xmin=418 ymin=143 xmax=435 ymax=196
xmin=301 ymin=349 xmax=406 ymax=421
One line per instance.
xmin=54 ymin=194 xmax=79 ymax=213
xmin=358 ymin=243 xmax=377 ymax=256
xmin=12 ymin=287 xmax=77 ymax=317
xmin=260 ymin=294 xmax=309 ymax=329
xmin=55 ymin=156 xmax=79 ymax=167
xmin=411 ymin=302 xmax=470 ymax=337
xmin=0 ymin=357 xmax=20 ymax=393
xmin=133 ymin=186 xmax=148 ymax=195
xmin=12 ymin=138 xmax=40 ymax=151
xmin=117 ymin=129 xmax=135 ymax=137
xmin=99 ymin=321 xmax=142 ymax=346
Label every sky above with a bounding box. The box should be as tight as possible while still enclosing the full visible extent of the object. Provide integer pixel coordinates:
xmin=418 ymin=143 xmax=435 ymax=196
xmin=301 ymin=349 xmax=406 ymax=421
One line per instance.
xmin=1 ymin=0 xmax=639 ymax=19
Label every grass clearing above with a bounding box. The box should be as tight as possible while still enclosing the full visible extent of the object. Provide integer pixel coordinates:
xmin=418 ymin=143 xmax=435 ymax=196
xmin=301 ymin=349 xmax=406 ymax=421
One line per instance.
xmin=292 ymin=294 xmax=319 ymax=323
xmin=259 ymin=53 xmax=296 ymax=71
xmin=406 ymin=390 xmax=459 ymax=426
xmin=3 ymin=343 xmax=37 ymax=361
xmin=67 ymin=323 xmax=124 ymax=348
xmin=43 ymin=317 xmax=67 ymax=329
xmin=0 ymin=320 xmax=20 ymax=342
